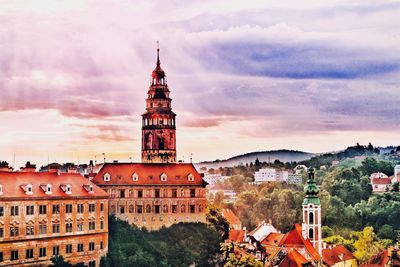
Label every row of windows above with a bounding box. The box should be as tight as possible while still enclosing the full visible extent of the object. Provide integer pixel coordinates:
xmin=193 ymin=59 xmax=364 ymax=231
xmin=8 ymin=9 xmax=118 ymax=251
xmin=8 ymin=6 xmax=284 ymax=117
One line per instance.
xmin=0 ymin=241 xmax=103 ymax=262
xmin=110 ymin=204 xmax=204 ymax=215
xmin=143 ymin=117 xmax=174 ymax=126
xmin=0 ymin=221 xmax=104 ymax=238
xmin=0 ymin=203 xmax=104 ymax=217
xmin=109 ymin=188 xmax=199 ymax=198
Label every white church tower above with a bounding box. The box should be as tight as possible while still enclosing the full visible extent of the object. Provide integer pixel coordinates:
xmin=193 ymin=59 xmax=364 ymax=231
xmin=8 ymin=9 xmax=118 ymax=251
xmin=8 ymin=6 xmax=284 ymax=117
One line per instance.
xmin=302 ymin=168 xmax=322 ymax=255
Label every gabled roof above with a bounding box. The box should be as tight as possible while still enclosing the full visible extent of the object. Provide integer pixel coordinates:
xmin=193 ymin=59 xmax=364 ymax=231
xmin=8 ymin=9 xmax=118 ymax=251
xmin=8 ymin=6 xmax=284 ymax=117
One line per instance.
xmin=279 ymin=224 xmax=321 ymax=262
xmin=371 ymin=177 xmax=392 ymax=185
xmin=285 ymin=249 xmax=312 ymax=267
xmin=221 ymin=209 xmax=241 ymax=227
xmin=228 ymin=229 xmax=246 ymax=243
xmin=261 ymin=232 xmax=285 ymax=246
xmin=0 ymin=171 xmax=107 ymax=199
xmin=322 ymin=245 xmax=355 ymax=266
xmin=250 ymin=220 xmax=277 ymax=241
xmin=92 ymin=163 xmax=207 ymax=186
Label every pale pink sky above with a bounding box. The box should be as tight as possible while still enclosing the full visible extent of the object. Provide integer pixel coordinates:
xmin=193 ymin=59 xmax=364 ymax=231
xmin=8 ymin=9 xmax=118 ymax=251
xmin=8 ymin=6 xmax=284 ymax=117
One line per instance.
xmin=0 ymin=0 xmax=400 ymax=168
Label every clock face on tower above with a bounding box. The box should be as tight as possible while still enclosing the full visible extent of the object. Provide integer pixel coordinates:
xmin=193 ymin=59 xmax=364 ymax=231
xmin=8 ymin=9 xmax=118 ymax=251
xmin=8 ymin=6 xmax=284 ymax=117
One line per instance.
xmin=141 ymin=48 xmax=177 ymax=164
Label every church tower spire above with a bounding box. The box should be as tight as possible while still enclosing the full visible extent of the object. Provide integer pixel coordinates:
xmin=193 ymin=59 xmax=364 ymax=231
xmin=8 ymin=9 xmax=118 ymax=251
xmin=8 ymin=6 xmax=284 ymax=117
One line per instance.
xmin=302 ymin=168 xmax=322 ymax=255
xmin=141 ymin=45 xmax=177 ymax=163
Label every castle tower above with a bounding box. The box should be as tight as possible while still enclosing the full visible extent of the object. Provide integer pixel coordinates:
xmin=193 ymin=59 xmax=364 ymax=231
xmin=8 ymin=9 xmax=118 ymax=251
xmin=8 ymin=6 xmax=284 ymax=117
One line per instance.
xmin=302 ymin=168 xmax=322 ymax=255
xmin=141 ymin=46 xmax=176 ymax=163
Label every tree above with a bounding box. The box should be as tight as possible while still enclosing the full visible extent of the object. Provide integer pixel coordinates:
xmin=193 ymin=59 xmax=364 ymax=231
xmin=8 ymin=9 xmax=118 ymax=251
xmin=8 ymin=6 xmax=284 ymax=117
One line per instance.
xmin=378 ymin=224 xmax=395 ymax=240
xmin=353 ymin=227 xmax=384 ymax=263
xmin=206 ymin=205 xmax=230 ymax=240
xmin=50 ymin=255 xmax=72 ymax=267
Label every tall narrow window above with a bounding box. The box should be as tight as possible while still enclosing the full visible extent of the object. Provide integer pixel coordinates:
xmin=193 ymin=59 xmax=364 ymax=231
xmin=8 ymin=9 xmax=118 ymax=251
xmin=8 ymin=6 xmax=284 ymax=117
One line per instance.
xmin=309 ymin=212 xmax=314 ymax=224
xmin=309 ymin=228 xmax=314 ymax=239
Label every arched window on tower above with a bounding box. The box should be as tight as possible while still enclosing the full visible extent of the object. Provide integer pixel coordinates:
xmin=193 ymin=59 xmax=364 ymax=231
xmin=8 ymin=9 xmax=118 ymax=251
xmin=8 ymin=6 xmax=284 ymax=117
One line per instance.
xmin=309 ymin=228 xmax=314 ymax=239
xmin=309 ymin=212 xmax=314 ymax=224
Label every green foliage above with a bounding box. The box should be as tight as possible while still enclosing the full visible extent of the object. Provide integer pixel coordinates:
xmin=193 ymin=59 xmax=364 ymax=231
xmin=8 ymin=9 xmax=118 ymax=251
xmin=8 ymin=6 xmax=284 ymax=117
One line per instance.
xmin=223 ymin=253 xmax=263 ymax=267
xmin=50 ymin=255 xmax=72 ymax=267
xmin=206 ymin=205 xmax=230 ymax=240
xmin=378 ymin=224 xmax=395 ymax=240
xmin=322 ymin=226 xmax=334 ymax=238
xmin=102 ymin=216 xmax=223 ymax=267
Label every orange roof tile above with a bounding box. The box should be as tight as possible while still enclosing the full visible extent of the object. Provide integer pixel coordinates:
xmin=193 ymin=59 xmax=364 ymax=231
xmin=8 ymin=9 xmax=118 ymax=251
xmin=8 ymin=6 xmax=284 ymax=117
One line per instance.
xmin=228 ymin=229 xmax=245 ymax=243
xmin=287 ymin=249 xmax=312 ymax=267
xmin=371 ymin=177 xmax=392 ymax=185
xmin=222 ymin=209 xmax=241 ymax=227
xmin=261 ymin=232 xmax=285 ymax=246
xmin=322 ymin=245 xmax=355 ymax=266
xmin=279 ymin=224 xmax=321 ymax=261
xmin=0 ymin=171 xmax=108 ymax=199
xmin=92 ymin=163 xmax=207 ymax=186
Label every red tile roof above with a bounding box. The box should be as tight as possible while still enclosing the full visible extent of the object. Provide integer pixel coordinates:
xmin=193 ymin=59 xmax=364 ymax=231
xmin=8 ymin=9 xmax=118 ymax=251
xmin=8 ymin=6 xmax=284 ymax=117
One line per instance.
xmin=322 ymin=245 xmax=355 ymax=266
xmin=286 ymin=249 xmax=312 ymax=267
xmin=360 ymin=250 xmax=389 ymax=267
xmin=222 ymin=209 xmax=241 ymax=227
xmin=371 ymin=178 xmax=392 ymax=185
xmin=228 ymin=229 xmax=245 ymax=243
xmin=92 ymin=163 xmax=207 ymax=186
xmin=0 ymin=171 xmax=108 ymax=199
xmin=279 ymin=224 xmax=321 ymax=262
xmin=261 ymin=232 xmax=285 ymax=246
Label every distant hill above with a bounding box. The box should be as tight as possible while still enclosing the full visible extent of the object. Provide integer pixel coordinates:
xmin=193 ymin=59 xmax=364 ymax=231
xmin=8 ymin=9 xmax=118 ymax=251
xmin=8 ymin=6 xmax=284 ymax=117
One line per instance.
xmin=196 ymin=150 xmax=315 ymax=169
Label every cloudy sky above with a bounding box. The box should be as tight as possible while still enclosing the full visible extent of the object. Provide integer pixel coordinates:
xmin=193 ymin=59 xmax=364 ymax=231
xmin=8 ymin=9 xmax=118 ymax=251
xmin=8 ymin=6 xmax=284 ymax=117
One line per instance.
xmin=0 ymin=0 xmax=399 ymax=167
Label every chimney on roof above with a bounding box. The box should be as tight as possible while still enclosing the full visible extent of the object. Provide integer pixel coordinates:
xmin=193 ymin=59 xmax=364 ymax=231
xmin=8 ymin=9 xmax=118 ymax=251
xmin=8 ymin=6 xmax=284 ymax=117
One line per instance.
xmin=66 ymin=166 xmax=77 ymax=173
xmin=0 ymin=161 xmax=12 ymax=172
xmin=20 ymin=161 xmax=36 ymax=172
xmin=48 ymin=164 xmax=60 ymax=173
xmin=268 ymin=218 xmax=272 ymax=225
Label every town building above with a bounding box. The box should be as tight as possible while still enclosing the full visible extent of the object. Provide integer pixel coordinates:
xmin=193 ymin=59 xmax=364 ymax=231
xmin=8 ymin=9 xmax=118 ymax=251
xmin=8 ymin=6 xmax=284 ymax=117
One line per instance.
xmin=91 ymin=163 xmax=207 ymax=230
xmin=370 ymin=172 xmax=392 ymax=193
xmin=90 ymin=47 xmax=207 ymax=230
xmin=250 ymin=220 xmax=278 ymax=242
xmin=202 ymin=174 xmax=230 ymax=185
xmin=254 ymin=168 xmax=303 ymax=184
xmin=254 ymin=168 xmax=277 ymax=183
xmin=0 ymin=170 xmax=108 ymax=267
xmin=287 ymin=173 xmax=303 ymax=184
xmin=322 ymin=245 xmax=357 ymax=266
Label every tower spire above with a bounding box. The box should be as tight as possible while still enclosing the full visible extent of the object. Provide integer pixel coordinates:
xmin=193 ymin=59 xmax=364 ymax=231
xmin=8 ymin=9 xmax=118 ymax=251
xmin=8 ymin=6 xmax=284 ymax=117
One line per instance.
xmin=156 ymin=40 xmax=160 ymax=67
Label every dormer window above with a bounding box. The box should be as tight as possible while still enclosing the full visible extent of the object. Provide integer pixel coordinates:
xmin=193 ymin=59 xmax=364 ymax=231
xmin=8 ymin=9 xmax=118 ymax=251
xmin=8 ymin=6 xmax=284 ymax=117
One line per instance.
xmin=46 ymin=184 xmax=52 ymax=194
xmin=132 ymin=172 xmax=139 ymax=181
xmin=160 ymin=173 xmax=167 ymax=182
xmin=83 ymin=184 xmax=94 ymax=194
xmin=188 ymin=173 xmax=194 ymax=181
xmin=0 ymin=184 xmax=3 ymax=195
xmin=39 ymin=183 xmax=52 ymax=194
xmin=103 ymin=172 xmax=111 ymax=182
xmin=60 ymin=184 xmax=72 ymax=195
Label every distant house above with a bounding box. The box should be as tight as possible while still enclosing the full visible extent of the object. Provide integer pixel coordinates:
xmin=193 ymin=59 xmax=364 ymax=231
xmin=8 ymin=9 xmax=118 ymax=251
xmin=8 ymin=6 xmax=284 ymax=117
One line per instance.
xmin=250 ymin=220 xmax=278 ymax=242
xmin=221 ymin=208 xmax=242 ymax=230
xmin=370 ymin=172 xmax=391 ymax=193
xmin=254 ymin=168 xmax=277 ymax=183
xmin=322 ymin=245 xmax=357 ymax=266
